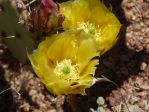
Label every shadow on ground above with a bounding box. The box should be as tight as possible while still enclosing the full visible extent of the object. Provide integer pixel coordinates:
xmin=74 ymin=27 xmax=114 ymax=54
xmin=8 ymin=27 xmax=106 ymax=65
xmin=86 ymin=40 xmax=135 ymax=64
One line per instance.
xmin=0 ymin=66 xmax=16 ymax=112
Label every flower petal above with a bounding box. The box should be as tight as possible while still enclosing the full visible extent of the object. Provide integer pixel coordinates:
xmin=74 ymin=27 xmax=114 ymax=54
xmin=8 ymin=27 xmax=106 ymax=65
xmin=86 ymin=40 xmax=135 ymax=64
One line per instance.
xmin=77 ymin=36 xmax=98 ymax=73
xmin=80 ymin=59 xmax=99 ymax=77
xmin=60 ymin=0 xmax=90 ymax=29
xmin=47 ymin=32 xmax=77 ymax=62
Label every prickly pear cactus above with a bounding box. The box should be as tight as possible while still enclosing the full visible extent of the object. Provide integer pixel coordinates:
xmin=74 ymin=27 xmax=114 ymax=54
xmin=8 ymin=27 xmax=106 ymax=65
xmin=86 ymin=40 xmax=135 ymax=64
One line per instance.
xmin=0 ymin=0 xmax=35 ymax=63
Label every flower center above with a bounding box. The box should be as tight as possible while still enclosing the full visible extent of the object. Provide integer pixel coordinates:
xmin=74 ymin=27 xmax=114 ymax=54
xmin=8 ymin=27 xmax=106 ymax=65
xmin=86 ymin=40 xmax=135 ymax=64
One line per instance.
xmin=88 ymin=27 xmax=96 ymax=35
xmin=54 ymin=59 xmax=78 ymax=81
xmin=62 ymin=66 xmax=70 ymax=74
xmin=77 ymin=21 xmax=101 ymax=37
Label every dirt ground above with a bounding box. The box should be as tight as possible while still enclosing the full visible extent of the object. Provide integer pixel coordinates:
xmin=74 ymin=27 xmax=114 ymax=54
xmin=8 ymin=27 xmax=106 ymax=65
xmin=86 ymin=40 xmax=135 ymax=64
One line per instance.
xmin=0 ymin=0 xmax=149 ymax=112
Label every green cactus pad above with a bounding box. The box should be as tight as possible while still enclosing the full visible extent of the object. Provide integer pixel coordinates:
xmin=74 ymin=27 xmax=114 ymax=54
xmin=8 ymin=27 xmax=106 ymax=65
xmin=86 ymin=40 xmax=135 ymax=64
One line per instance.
xmin=0 ymin=0 xmax=35 ymax=63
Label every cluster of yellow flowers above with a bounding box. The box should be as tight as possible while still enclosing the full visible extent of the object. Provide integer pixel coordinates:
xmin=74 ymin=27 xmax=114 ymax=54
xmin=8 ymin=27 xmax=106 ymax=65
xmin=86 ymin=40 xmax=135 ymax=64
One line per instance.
xmin=28 ymin=0 xmax=121 ymax=95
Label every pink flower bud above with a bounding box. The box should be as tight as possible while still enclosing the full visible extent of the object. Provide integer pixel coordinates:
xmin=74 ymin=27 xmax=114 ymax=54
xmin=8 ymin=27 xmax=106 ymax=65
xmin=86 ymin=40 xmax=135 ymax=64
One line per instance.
xmin=29 ymin=0 xmax=64 ymax=32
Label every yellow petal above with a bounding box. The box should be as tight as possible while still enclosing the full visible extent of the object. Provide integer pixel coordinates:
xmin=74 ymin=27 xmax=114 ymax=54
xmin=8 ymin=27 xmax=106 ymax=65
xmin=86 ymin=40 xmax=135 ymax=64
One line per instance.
xmin=47 ymin=32 xmax=77 ymax=62
xmin=80 ymin=59 xmax=99 ymax=77
xmin=60 ymin=0 xmax=90 ymax=29
xmin=77 ymin=36 xmax=98 ymax=73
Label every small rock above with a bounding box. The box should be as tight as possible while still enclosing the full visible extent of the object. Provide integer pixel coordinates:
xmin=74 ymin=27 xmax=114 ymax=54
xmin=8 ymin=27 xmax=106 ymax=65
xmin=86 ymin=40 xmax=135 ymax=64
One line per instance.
xmin=140 ymin=62 xmax=147 ymax=70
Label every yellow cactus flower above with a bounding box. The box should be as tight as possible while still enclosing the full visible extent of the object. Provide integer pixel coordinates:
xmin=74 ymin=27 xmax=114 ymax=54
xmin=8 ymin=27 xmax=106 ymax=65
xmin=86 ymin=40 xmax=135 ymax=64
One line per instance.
xmin=60 ymin=0 xmax=121 ymax=54
xmin=28 ymin=30 xmax=99 ymax=95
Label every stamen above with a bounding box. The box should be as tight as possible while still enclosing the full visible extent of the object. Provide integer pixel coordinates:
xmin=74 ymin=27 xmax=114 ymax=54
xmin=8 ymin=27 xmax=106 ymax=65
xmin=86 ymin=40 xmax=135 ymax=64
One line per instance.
xmin=77 ymin=21 xmax=101 ymax=38
xmin=54 ymin=59 xmax=78 ymax=81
